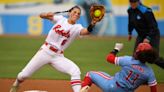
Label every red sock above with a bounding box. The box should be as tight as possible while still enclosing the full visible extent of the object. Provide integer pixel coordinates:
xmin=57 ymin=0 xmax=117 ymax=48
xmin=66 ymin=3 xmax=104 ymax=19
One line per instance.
xmin=82 ymin=77 xmax=92 ymax=87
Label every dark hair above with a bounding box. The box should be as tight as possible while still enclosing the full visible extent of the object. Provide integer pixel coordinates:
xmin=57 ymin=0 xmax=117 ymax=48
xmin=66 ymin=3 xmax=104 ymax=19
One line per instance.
xmin=54 ymin=5 xmax=81 ymax=14
xmin=135 ymin=49 xmax=158 ymax=64
xmin=129 ymin=0 xmax=139 ymax=2
xmin=68 ymin=5 xmax=81 ymax=12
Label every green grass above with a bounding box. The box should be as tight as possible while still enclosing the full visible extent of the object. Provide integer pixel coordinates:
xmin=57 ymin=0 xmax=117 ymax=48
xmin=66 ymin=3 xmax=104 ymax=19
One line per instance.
xmin=0 ymin=36 xmax=164 ymax=83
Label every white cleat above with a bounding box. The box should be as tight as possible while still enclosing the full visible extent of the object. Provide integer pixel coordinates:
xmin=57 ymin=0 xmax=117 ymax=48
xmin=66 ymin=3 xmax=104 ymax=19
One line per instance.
xmin=80 ymin=86 xmax=90 ymax=92
xmin=10 ymin=85 xmax=19 ymax=92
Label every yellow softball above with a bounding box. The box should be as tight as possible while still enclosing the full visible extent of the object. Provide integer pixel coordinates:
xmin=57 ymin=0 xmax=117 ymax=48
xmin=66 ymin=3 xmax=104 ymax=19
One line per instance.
xmin=94 ymin=9 xmax=101 ymax=17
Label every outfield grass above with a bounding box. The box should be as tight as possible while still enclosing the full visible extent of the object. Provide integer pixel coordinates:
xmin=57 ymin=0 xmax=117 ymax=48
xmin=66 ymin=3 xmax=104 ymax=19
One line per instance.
xmin=0 ymin=36 xmax=164 ymax=82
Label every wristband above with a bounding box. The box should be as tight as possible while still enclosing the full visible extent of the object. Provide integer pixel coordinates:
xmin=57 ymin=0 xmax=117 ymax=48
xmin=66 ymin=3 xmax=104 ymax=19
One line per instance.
xmin=87 ymin=24 xmax=95 ymax=32
xmin=111 ymin=49 xmax=119 ymax=55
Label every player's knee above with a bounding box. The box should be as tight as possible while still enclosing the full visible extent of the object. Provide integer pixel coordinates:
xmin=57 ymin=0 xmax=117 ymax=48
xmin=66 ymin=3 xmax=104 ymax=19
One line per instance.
xmin=70 ymin=66 xmax=81 ymax=77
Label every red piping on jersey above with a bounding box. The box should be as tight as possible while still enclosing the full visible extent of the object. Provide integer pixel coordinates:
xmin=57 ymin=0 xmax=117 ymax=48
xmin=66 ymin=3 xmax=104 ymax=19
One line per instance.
xmin=92 ymin=71 xmax=113 ymax=80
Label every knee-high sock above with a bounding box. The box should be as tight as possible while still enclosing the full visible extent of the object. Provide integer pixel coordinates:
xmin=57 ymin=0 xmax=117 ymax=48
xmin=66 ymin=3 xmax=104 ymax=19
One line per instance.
xmin=71 ymin=74 xmax=81 ymax=92
xmin=71 ymin=79 xmax=81 ymax=92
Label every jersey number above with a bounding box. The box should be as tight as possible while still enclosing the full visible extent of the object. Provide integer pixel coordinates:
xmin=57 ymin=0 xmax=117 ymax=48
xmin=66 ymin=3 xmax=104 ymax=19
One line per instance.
xmin=125 ymin=70 xmax=139 ymax=85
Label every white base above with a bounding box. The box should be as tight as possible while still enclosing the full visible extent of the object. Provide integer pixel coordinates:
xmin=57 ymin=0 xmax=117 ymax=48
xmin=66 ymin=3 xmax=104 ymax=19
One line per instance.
xmin=24 ymin=90 xmax=48 ymax=92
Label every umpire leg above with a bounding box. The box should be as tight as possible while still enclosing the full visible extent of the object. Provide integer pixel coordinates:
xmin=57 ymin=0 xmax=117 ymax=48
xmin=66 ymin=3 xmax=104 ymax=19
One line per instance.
xmin=150 ymin=34 xmax=164 ymax=69
xmin=155 ymin=57 xmax=164 ymax=69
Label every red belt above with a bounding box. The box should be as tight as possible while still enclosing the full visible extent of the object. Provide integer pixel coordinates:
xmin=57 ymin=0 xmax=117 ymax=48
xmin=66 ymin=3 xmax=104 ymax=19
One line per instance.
xmin=44 ymin=42 xmax=63 ymax=54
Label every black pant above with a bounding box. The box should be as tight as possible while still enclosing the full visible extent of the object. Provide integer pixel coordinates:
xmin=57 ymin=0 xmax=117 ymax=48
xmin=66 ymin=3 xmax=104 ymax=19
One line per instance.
xmin=133 ymin=33 xmax=164 ymax=69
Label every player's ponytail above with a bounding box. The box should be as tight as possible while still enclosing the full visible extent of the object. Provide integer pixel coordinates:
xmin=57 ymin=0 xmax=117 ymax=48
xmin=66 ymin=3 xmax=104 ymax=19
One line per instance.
xmin=69 ymin=5 xmax=81 ymax=12
xmin=53 ymin=10 xmax=69 ymax=14
xmin=54 ymin=5 xmax=81 ymax=14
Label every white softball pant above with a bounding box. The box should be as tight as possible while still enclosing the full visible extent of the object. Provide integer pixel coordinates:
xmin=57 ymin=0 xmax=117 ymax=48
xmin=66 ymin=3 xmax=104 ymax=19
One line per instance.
xmin=17 ymin=44 xmax=81 ymax=84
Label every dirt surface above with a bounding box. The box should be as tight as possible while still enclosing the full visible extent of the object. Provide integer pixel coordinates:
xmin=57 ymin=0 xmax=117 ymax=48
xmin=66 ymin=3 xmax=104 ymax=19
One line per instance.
xmin=0 ymin=79 xmax=164 ymax=92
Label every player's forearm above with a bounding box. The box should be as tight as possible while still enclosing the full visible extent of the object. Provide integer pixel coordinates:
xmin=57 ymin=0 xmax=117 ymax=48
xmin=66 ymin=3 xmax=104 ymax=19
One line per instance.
xmin=80 ymin=23 xmax=95 ymax=35
xmin=40 ymin=12 xmax=54 ymax=20
xmin=87 ymin=23 xmax=95 ymax=32
xmin=106 ymin=43 xmax=123 ymax=64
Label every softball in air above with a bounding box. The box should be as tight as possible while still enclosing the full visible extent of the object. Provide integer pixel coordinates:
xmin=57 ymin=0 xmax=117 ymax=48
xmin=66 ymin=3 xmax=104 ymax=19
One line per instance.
xmin=94 ymin=9 xmax=101 ymax=17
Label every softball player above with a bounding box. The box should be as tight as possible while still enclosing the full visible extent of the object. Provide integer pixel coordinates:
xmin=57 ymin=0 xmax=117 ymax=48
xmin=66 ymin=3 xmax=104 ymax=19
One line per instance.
xmin=10 ymin=6 xmax=97 ymax=92
xmin=80 ymin=43 xmax=158 ymax=92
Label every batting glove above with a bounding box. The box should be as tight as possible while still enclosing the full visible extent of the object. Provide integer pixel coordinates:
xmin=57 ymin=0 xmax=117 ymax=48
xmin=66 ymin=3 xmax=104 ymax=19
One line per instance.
xmin=114 ymin=43 xmax=124 ymax=51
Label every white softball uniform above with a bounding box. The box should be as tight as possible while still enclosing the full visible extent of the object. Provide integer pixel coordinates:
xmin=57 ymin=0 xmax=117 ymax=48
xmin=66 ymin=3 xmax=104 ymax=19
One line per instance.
xmin=17 ymin=15 xmax=83 ymax=91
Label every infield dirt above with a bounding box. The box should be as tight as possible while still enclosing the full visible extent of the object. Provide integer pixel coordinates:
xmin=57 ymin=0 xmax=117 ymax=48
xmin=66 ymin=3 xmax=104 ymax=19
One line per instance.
xmin=0 ymin=79 xmax=164 ymax=92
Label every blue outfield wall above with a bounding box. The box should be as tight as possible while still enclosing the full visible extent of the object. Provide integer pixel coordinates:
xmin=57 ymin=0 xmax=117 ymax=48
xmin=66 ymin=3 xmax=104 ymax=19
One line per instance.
xmin=0 ymin=14 xmax=164 ymax=36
